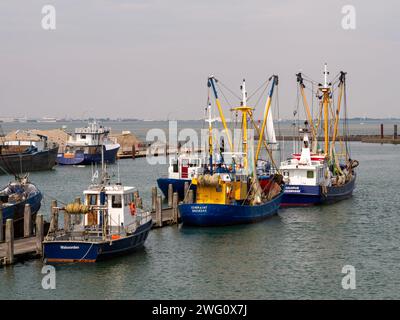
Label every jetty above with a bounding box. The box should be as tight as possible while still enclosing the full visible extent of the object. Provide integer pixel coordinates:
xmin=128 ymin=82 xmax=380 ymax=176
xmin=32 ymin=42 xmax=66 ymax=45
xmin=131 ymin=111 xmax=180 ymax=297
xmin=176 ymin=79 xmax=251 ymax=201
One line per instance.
xmin=0 ymin=204 xmax=47 ymax=266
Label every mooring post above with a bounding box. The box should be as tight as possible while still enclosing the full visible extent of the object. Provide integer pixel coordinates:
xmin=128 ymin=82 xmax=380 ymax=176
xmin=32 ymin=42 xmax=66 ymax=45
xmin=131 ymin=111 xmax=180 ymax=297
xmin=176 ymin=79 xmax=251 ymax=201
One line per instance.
xmin=35 ymin=214 xmax=44 ymax=255
xmin=152 ymin=187 xmax=157 ymax=212
xmin=184 ymin=181 xmax=189 ymax=203
xmin=168 ymin=184 xmax=173 ymax=208
xmin=172 ymin=192 xmax=178 ymax=224
xmin=49 ymin=200 xmax=58 ymax=233
xmin=24 ymin=203 xmax=32 ymax=238
xmin=188 ymin=189 xmax=194 ymax=204
xmin=64 ymin=210 xmax=70 ymax=232
xmin=380 ymin=123 xmax=384 ymax=139
xmin=394 ymin=124 xmax=398 ymax=140
xmin=0 ymin=208 xmax=3 ymax=243
xmin=132 ymin=144 xmax=136 ymax=159
xmin=156 ymin=195 xmax=162 ymax=227
xmin=5 ymin=219 xmax=14 ymax=265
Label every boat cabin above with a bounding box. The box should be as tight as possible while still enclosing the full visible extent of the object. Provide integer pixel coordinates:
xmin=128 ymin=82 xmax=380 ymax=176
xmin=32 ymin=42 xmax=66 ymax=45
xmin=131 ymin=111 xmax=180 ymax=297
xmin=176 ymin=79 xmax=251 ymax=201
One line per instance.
xmin=280 ymin=133 xmax=328 ymax=186
xmin=168 ymin=154 xmax=204 ymax=180
xmin=68 ymin=121 xmax=111 ymax=147
xmin=83 ymin=185 xmax=137 ymax=231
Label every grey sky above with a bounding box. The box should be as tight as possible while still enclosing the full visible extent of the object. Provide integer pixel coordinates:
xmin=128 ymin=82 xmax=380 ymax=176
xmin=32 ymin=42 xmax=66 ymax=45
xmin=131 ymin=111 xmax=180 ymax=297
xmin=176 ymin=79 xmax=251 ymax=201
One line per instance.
xmin=0 ymin=0 xmax=399 ymax=120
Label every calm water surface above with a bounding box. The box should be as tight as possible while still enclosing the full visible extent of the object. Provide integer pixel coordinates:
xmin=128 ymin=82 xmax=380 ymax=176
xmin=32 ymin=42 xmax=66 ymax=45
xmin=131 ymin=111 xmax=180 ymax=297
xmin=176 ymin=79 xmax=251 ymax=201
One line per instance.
xmin=0 ymin=121 xmax=399 ymax=299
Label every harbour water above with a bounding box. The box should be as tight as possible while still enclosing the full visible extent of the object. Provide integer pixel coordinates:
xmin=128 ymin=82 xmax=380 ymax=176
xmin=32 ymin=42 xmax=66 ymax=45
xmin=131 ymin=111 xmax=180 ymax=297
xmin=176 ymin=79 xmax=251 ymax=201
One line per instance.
xmin=0 ymin=121 xmax=399 ymax=299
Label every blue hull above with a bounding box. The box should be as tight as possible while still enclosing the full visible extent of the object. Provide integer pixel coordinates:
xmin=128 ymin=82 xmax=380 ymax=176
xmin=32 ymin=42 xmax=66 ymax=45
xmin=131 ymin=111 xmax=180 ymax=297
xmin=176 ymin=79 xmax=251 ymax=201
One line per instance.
xmin=57 ymin=146 xmax=119 ymax=166
xmin=1 ymin=192 xmax=42 ymax=222
xmin=157 ymin=178 xmax=195 ymax=200
xmin=281 ymin=174 xmax=356 ymax=207
xmin=43 ymin=220 xmax=152 ymax=263
xmin=178 ymin=191 xmax=284 ymax=226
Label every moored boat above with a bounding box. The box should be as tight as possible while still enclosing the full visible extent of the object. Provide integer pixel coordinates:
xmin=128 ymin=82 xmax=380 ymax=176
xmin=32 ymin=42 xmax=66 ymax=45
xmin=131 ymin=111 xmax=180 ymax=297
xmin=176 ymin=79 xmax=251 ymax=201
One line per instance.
xmin=43 ymin=160 xmax=152 ymax=263
xmin=179 ymin=76 xmax=285 ymax=226
xmin=0 ymin=176 xmax=42 ymax=237
xmin=57 ymin=121 xmax=120 ymax=165
xmin=0 ymin=130 xmax=58 ymax=175
xmin=279 ymin=65 xmax=359 ymax=206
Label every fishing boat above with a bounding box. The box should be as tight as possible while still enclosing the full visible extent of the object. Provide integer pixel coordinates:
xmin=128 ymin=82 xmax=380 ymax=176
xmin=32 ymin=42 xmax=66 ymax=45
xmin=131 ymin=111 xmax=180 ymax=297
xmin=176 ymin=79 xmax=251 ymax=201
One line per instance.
xmin=0 ymin=130 xmax=58 ymax=175
xmin=279 ymin=64 xmax=359 ymax=206
xmin=57 ymin=121 xmax=120 ymax=165
xmin=157 ymin=153 xmax=204 ymax=199
xmin=179 ymin=76 xmax=285 ymax=226
xmin=43 ymin=162 xmax=152 ymax=263
xmin=0 ymin=176 xmax=42 ymax=237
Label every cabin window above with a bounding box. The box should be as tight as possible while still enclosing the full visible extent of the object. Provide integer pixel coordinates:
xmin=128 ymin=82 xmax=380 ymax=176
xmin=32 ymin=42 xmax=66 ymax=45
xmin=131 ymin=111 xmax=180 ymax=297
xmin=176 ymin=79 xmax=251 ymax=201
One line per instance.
xmin=112 ymin=195 xmax=122 ymax=208
xmin=80 ymin=134 xmax=86 ymax=139
xmin=88 ymin=194 xmax=97 ymax=205
xmin=307 ymin=171 xmax=314 ymax=179
xmin=173 ymin=162 xmax=178 ymax=173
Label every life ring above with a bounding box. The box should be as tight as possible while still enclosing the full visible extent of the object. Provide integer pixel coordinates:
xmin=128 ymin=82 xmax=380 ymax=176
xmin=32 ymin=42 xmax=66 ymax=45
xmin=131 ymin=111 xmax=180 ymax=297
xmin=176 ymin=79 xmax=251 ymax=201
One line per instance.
xmin=129 ymin=202 xmax=136 ymax=215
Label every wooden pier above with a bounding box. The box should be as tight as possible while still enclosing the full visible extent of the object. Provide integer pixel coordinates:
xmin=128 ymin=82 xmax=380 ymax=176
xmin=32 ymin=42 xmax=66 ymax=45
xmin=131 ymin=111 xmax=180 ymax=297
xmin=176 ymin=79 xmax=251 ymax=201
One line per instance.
xmin=0 ymin=204 xmax=45 ymax=266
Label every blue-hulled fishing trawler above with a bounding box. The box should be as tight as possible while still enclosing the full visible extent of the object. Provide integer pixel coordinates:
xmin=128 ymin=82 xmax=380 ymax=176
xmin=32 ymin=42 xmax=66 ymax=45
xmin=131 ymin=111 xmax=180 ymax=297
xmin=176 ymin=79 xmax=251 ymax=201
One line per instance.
xmin=43 ymin=163 xmax=152 ymax=263
xmin=179 ymin=76 xmax=285 ymax=226
xmin=280 ymin=64 xmax=359 ymax=206
xmin=57 ymin=121 xmax=120 ymax=165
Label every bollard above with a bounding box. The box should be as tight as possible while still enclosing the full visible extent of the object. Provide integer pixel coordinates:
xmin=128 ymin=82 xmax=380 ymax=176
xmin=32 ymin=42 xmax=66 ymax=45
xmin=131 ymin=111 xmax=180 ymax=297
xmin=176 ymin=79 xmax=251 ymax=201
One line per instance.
xmin=24 ymin=204 xmax=32 ymax=238
xmin=151 ymin=187 xmax=157 ymax=212
xmin=5 ymin=219 xmax=14 ymax=265
xmin=168 ymin=184 xmax=173 ymax=208
xmin=156 ymin=195 xmax=162 ymax=227
xmin=172 ymin=192 xmax=178 ymax=224
xmin=0 ymin=208 xmax=3 ymax=243
xmin=184 ymin=182 xmax=189 ymax=203
xmin=35 ymin=214 xmax=44 ymax=255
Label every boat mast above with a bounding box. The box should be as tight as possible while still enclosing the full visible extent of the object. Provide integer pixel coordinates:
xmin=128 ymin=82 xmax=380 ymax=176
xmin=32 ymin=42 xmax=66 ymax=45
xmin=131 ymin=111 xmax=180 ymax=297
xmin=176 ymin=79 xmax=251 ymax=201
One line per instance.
xmin=208 ymin=76 xmax=233 ymax=152
xmin=206 ymin=102 xmax=214 ymax=174
xmin=241 ymin=79 xmax=248 ymax=170
xmin=320 ymin=63 xmax=330 ymax=157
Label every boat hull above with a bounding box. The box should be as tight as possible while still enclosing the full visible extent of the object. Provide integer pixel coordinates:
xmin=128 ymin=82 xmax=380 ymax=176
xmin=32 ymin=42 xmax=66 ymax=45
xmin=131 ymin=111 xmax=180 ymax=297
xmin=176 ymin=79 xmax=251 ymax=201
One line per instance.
xmin=57 ymin=145 xmax=119 ymax=165
xmin=178 ymin=191 xmax=284 ymax=227
xmin=157 ymin=178 xmax=195 ymax=200
xmin=281 ymin=174 xmax=356 ymax=207
xmin=1 ymin=192 xmax=42 ymax=237
xmin=0 ymin=146 xmax=58 ymax=175
xmin=43 ymin=219 xmax=152 ymax=263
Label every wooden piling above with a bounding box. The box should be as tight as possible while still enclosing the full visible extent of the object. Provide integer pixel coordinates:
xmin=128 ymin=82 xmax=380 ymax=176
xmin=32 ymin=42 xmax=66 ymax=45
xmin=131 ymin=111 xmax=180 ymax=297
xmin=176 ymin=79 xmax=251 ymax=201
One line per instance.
xmin=168 ymin=184 xmax=173 ymax=208
xmin=394 ymin=124 xmax=398 ymax=140
xmin=380 ymin=123 xmax=384 ymax=139
xmin=152 ymin=187 xmax=158 ymax=212
xmin=5 ymin=219 xmax=14 ymax=265
xmin=172 ymin=192 xmax=178 ymax=223
xmin=24 ymin=204 xmax=32 ymax=238
xmin=64 ymin=211 xmax=70 ymax=232
xmin=35 ymin=214 xmax=44 ymax=255
xmin=184 ymin=181 xmax=189 ymax=203
xmin=50 ymin=200 xmax=58 ymax=233
xmin=156 ymin=195 xmax=162 ymax=227
xmin=0 ymin=208 xmax=3 ymax=243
